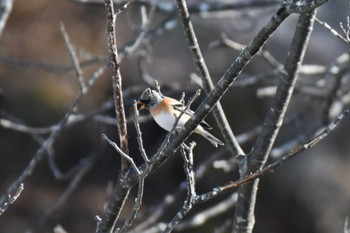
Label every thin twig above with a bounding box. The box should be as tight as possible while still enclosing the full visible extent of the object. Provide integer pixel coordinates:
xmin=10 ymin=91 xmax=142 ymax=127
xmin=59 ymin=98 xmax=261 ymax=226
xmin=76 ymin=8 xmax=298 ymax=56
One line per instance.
xmin=132 ymin=101 xmax=149 ymax=164
xmin=322 ymin=55 xmax=349 ymax=125
xmin=315 ymin=17 xmax=349 ymax=44
xmin=0 ymin=92 xmax=85 ymax=215
xmin=123 ymin=2 xmax=157 ymax=56
xmin=175 ymin=0 xmax=244 ymax=156
xmin=102 ymin=134 xmax=141 ymax=176
xmin=72 ymin=0 xmax=282 ymax=14
xmin=216 ymin=33 xmax=284 ymax=71
xmin=163 ymin=142 xmax=196 ymax=233
xmin=0 ymin=183 xmax=23 ymax=215
xmin=27 ymin=152 xmax=100 ymax=233
xmin=0 ymin=23 xmax=109 ymax=214
xmin=129 ymin=149 xmax=226 ymax=233
xmin=177 ymin=193 xmax=238 ymax=231
xmin=47 ymin=144 xmax=81 ymax=180
xmin=340 ymin=16 xmax=350 ymax=42
xmin=155 ymin=89 xmax=201 ymax=157
xmin=117 ymin=177 xmax=145 ymax=233
xmin=0 ymin=54 xmax=108 ymax=74
xmin=60 ymin=22 xmax=87 ymax=93
xmin=195 ymin=107 xmax=350 ymax=203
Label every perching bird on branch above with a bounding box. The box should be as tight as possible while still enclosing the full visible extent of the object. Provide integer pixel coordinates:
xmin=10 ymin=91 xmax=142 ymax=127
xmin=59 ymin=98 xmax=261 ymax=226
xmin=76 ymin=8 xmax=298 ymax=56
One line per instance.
xmin=137 ymin=88 xmax=224 ymax=147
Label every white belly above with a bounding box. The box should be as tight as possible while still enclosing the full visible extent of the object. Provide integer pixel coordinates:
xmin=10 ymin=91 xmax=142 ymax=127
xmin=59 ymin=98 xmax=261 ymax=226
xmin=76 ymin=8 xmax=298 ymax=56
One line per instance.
xmin=152 ymin=111 xmax=188 ymax=131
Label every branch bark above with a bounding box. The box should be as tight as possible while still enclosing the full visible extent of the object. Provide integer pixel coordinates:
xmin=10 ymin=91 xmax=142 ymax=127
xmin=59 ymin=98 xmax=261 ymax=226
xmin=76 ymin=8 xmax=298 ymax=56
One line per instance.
xmin=96 ymin=1 xmax=328 ymax=232
xmin=104 ymin=0 xmax=129 ymax=169
xmin=232 ymin=9 xmax=317 ymax=233
xmin=175 ymin=0 xmax=244 ymax=156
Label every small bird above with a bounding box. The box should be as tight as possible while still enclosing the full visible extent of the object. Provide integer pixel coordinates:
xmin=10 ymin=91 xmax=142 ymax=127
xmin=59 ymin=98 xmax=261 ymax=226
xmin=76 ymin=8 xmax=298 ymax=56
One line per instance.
xmin=137 ymin=88 xmax=224 ymax=147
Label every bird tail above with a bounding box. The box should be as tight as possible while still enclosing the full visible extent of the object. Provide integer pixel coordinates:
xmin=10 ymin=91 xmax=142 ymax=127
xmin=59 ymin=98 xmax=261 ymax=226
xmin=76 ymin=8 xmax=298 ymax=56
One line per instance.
xmin=196 ymin=128 xmax=224 ymax=147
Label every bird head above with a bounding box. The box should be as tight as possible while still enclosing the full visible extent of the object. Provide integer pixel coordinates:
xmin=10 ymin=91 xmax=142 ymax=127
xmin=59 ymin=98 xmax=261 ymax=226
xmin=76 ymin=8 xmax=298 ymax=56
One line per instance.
xmin=137 ymin=88 xmax=162 ymax=110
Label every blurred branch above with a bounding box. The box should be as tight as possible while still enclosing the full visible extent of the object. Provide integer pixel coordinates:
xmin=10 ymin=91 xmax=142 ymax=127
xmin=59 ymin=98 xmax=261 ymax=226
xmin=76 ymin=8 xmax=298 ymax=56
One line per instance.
xmin=60 ymin=22 xmax=87 ymax=93
xmin=27 ymin=151 xmax=100 ymax=232
xmin=0 ymin=92 xmax=85 ymax=215
xmin=232 ymin=10 xmax=316 ymax=233
xmin=322 ymin=53 xmax=350 ymax=125
xmin=72 ymin=0 xmax=281 ymax=13
xmin=211 ymin=33 xmax=284 ymax=71
xmin=129 ymin=149 xmax=227 ymax=233
xmin=345 ymin=216 xmax=350 ymax=233
xmin=47 ymin=144 xmax=82 ymax=180
xmin=0 ymin=26 xmax=106 ymax=215
xmin=123 ymin=3 xmax=156 ymax=56
xmin=0 ymin=0 xmax=13 ymax=38
xmin=0 ymin=54 xmax=108 ymax=74
xmin=177 ymin=193 xmax=238 ymax=231
xmin=195 ymin=107 xmax=350 ymax=202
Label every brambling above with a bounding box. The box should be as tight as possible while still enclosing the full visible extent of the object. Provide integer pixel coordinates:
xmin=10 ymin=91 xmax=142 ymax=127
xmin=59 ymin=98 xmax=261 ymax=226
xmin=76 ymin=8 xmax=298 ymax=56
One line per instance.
xmin=137 ymin=88 xmax=224 ymax=147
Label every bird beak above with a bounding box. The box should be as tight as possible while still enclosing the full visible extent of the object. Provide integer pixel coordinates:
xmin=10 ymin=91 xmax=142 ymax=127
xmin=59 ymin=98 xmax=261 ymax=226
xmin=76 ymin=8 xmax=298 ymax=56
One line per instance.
xmin=136 ymin=101 xmax=146 ymax=110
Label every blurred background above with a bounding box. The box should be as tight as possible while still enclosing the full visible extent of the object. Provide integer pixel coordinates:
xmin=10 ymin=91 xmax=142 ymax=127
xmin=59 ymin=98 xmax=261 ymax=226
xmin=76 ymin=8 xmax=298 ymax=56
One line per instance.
xmin=0 ymin=0 xmax=350 ymax=232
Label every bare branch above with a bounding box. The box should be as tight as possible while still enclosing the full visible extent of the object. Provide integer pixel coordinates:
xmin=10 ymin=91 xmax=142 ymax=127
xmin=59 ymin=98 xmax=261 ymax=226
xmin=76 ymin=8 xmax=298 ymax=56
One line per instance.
xmin=340 ymin=16 xmax=350 ymax=42
xmin=0 ymin=54 xmax=108 ymax=73
xmin=195 ymin=107 xmax=350 ymax=203
xmin=322 ymin=53 xmax=349 ymax=125
xmin=0 ymin=92 xmax=85 ymax=215
xmin=129 ymin=149 xmax=227 ymax=233
xmin=104 ymin=0 xmax=130 ymax=170
xmin=146 ymin=2 xmax=293 ymax=183
xmin=102 ymin=134 xmax=141 ymax=176
xmin=72 ymin=0 xmax=282 ymax=14
xmin=175 ymin=0 xmax=244 ymax=157
xmin=132 ymin=101 xmax=149 ymax=164
xmin=232 ymin=10 xmax=317 ymax=233
xmin=117 ymin=177 xmax=145 ymax=233
xmin=315 ymin=17 xmax=349 ymax=44
xmin=96 ymin=2 xmax=330 ymax=233
xmin=0 ymin=183 xmax=23 ymax=215
xmin=214 ymin=33 xmax=284 ymax=71
xmin=163 ymin=142 xmax=196 ymax=233
xmin=60 ymin=22 xmax=87 ymax=93
xmin=177 ymin=193 xmax=238 ymax=231
xmin=123 ymin=3 xmax=156 ymax=56
xmin=0 ymin=35 xmax=105 ymax=214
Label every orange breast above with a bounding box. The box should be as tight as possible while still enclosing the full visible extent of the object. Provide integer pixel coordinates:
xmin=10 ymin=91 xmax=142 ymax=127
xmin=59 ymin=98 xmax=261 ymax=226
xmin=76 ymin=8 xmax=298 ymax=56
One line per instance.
xmin=150 ymin=99 xmax=173 ymax=115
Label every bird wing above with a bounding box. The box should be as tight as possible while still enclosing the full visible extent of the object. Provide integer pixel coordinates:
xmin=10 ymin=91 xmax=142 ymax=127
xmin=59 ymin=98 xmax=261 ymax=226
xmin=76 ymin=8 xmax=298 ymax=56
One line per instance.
xmin=165 ymin=97 xmax=213 ymax=130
